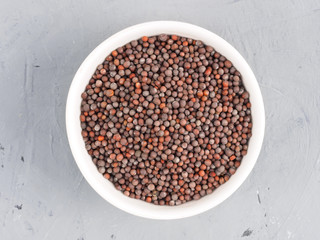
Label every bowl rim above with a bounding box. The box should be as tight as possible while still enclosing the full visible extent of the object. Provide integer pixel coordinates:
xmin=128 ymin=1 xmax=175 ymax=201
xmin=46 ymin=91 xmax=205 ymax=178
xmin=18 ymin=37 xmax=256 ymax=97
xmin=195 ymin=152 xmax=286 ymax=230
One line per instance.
xmin=66 ymin=21 xmax=265 ymax=220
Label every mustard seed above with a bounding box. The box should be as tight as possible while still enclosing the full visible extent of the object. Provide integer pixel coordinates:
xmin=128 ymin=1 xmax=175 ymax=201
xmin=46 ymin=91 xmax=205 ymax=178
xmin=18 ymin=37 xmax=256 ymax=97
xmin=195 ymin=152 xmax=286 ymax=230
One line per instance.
xmin=80 ymin=34 xmax=252 ymax=206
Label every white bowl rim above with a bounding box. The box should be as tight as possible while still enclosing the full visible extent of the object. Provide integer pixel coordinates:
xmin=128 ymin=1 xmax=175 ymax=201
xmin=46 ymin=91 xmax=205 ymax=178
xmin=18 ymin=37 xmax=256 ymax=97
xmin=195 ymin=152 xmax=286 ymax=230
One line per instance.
xmin=66 ymin=21 xmax=265 ymax=220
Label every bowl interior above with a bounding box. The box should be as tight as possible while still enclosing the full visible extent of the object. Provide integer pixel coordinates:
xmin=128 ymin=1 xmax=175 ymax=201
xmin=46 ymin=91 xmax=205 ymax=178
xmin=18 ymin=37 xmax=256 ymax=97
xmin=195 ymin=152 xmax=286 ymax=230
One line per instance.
xmin=66 ymin=21 xmax=265 ymax=219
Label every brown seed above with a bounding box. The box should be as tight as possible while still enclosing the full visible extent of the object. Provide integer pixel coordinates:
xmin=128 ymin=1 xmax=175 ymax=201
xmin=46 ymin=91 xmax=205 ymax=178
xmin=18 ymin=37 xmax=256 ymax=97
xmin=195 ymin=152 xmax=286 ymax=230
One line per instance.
xmin=186 ymin=125 xmax=192 ymax=131
xmin=148 ymin=184 xmax=155 ymax=191
xmin=106 ymin=89 xmax=114 ymax=97
xmin=116 ymin=154 xmax=123 ymax=161
xmin=180 ymin=119 xmax=187 ymax=126
xmin=120 ymin=138 xmax=127 ymax=145
xmin=96 ymin=80 xmax=103 ymax=87
xmin=113 ymin=134 xmax=121 ymax=141
xmin=224 ymin=60 xmax=232 ymax=68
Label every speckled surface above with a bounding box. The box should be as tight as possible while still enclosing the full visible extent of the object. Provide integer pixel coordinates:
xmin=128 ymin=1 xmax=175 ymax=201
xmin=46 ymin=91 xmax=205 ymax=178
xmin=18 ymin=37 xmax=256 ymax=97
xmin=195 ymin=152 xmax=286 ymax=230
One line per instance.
xmin=1 ymin=0 xmax=320 ymax=239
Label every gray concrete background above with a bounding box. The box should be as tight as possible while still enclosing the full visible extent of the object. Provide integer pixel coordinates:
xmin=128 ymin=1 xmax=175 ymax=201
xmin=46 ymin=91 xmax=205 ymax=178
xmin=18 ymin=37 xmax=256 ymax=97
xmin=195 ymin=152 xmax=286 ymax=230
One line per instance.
xmin=1 ymin=0 xmax=320 ymax=239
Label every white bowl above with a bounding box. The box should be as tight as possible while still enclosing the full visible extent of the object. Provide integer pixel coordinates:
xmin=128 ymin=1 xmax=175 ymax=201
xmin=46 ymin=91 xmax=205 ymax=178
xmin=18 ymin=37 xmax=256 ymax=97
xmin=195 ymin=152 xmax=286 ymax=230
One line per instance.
xmin=66 ymin=21 xmax=265 ymax=219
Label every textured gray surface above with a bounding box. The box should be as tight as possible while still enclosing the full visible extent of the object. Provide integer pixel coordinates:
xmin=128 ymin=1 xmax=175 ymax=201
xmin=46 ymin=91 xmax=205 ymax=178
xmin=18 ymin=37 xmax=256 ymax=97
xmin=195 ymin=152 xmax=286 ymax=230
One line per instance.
xmin=1 ymin=0 xmax=320 ymax=239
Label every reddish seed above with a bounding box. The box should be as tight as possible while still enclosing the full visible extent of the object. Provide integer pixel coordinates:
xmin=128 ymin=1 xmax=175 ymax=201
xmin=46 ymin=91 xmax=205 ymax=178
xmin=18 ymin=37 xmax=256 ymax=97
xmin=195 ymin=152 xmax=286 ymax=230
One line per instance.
xmin=197 ymin=91 xmax=203 ymax=98
xmin=180 ymin=119 xmax=187 ymax=126
xmin=224 ymin=60 xmax=232 ymax=68
xmin=114 ymin=59 xmax=119 ymax=66
xmin=159 ymin=103 xmax=166 ymax=109
xmin=205 ymin=67 xmax=212 ymax=76
xmin=113 ymin=134 xmax=121 ymax=141
xmin=116 ymin=154 xmax=123 ymax=161
xmin=185 ymin=125 xmax=192 ymax=131
xmin=100 ymin=69 xmax=106 ymax=75
xmin=142 ymin=36 xmax=149 ymax=42
xmin=222 ymin=81 xmax=228 ymax=88
xmin=106 ymin=89 xmax=114 ymax=97
xmin=135 ymin=82 xmax=141 ymax=89
xmin=111 ymin=50 xmax=118 ymax=57
xmin=171 ymin=35 xmax=178 ymax=41
xmin=98 ymin=136 xmax=104 ymax=141
xmin=201 ymin=96 xmax=208 ymax=101
xmin=149 ymin=103 xmax=155 ymax=109
xmin=119 ymin=78 xmax=125 ymax=85
xmin=103 ymin=173 xmax=110 ymax=179
xmin=80 ymin=115 xmax=85 ymax=122
xmin=110 ymin=109 xmax=116 ymax=115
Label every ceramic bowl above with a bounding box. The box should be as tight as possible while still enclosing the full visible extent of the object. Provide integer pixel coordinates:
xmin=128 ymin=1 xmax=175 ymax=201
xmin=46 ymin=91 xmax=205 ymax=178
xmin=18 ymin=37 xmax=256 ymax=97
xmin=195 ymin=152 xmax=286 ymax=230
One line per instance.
xmin=66 ymin=21 xmax=265 ymax=219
